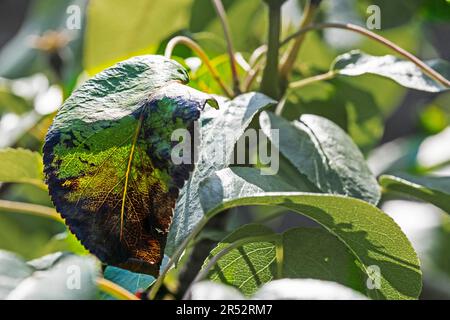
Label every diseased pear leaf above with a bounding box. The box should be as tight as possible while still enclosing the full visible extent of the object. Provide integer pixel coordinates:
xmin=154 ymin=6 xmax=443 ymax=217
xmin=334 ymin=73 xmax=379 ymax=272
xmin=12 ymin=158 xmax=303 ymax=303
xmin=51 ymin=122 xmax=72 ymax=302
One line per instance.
xmin=43 ymin=55 xmax=217 ymax=276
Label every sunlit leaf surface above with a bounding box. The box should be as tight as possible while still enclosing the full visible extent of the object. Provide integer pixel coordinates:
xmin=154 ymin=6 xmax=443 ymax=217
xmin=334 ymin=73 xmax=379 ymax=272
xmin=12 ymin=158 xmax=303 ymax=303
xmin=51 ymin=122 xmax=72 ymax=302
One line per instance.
xmin=43 ymin=55 xmax=216 ymax=275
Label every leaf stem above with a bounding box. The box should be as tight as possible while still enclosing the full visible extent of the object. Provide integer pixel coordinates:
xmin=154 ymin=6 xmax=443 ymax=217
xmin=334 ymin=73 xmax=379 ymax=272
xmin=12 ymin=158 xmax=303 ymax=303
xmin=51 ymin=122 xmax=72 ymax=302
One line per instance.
xmin=249 ymin=45 xmax=268 ymax=67
xmin=243 ymin=45 xmax=268 ymax=91
xmin=212 ymin=0 xmax=241 ymax=95
xmin=260 ymin=0 xmax=284 ymax=99
xmin=0 ymin=199 xmax=63 ymax=223
xmin=164 ymin=36 xmax=234 ymax=98
xmin=289 ymin=70 xmax=336 ymax=89
xmin=96 ymin=277 xmax=140 ymax=300
xmin=182 ymin=234 xmax=280 ymax=300
xmin=243 ymin=59 xmax=265 ymax=91
xmin=281 ymin=23 xmax=450 ymax=88
xmin=147 ymin=217 xmax=210 ymax=300
xmin=279 ymin=0 xmax=321 ymax=87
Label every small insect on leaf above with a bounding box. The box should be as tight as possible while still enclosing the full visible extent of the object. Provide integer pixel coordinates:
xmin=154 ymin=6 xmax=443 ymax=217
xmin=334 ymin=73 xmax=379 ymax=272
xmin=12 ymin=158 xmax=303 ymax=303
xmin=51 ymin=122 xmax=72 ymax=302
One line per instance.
xmin=43 ymin=55 xmax=218 ymax=276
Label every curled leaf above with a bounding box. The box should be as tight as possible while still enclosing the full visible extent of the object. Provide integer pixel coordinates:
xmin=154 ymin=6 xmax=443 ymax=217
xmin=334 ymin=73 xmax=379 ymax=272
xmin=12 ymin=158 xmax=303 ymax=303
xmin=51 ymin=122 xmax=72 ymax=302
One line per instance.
xmin=333 ymin=50 xmax=450 ymax=92
xmin=43 ymin=55 xmax=217 ymax=275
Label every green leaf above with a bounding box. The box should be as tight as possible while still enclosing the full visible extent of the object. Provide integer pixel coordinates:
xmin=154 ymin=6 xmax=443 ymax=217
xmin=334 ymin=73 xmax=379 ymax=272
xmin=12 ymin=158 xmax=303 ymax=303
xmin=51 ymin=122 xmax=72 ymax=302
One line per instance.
xmin=0 ymin=148 xmax=46 ymax=189
xmin=166 ymin=93 xmax=275 ymax=256
xmin=43 ymin=55 xmax=217 ymax=276
xmin=84 ymin=0 xmax=192 ymax=74
xmin=380 ymin=174 xmax=450 ymax=214
xmin=1 ymin=251 xmax=99 ymax=300
xmin=283 ymin=79 xmax=385 ymax=153
xmin=354 ymin=26 xmax=420 ymax=115
xmin=100 ymin=255 xmax=168 ymax=300
xmin=275 ymin=154 xmax=319 ymax=192
xmin=203 ymin=224 xmax=366 ymax=296
xmin=199 ymin=167 xmax=422 ymax=299
xmin=260 ymin=112 xmax=381 ymax=204
xmin=100 ymin=266 xmax=155 ymax=300
xmin=332 ymin=50 xmax=450 ymax=93
xmin=165 ymin=93 xmax=275 ymax=256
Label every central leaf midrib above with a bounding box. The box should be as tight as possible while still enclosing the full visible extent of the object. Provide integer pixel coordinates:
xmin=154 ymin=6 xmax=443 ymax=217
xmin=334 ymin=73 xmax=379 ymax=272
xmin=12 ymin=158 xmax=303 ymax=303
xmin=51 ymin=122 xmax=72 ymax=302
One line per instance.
xmin=296 ymin=119 xmax=347 ymax=195
xmin=120 ymin=110 xmax=145 ymax=240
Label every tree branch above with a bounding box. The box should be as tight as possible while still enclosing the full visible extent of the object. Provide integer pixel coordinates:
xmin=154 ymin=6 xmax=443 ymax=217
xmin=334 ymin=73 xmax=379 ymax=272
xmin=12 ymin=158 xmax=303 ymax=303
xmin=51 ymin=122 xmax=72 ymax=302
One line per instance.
xmin=212 ymin=0 xmax=241 ymax=95
xmin=260 ymin=0 xmax=285 ymax=99
xmin=279 ymin=0 xmax=321 ymax=87
xmin=288 ymin=70 xmax=336 ymax=89
xmin=281 ymin=23 xmax=450 ymax=88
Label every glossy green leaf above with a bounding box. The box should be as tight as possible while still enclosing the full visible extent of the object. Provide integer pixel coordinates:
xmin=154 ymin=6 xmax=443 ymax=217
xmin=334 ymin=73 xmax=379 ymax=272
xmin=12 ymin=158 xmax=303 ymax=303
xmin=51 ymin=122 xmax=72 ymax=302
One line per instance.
xmin=165 ymin=93 xmax=275 ymax=256
xmin=199 ymin=167 xmax=422 ymax=299
xmin=43 ymin=55 xmax=217 ymax=275
xmin=332 ymin=50 xmax=450 ymax=93
xmin=260 ymin=111 xmax=381 ymax=204
xmin=203 ymin=224 xmax=365 ymax=296
xmin=352 ymin=25 xmax=419 ymax=115
xmin=0 ymin=148 xmax=46 ymax=189
xmin=380 ymin=174 xmax=450 ymax=214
